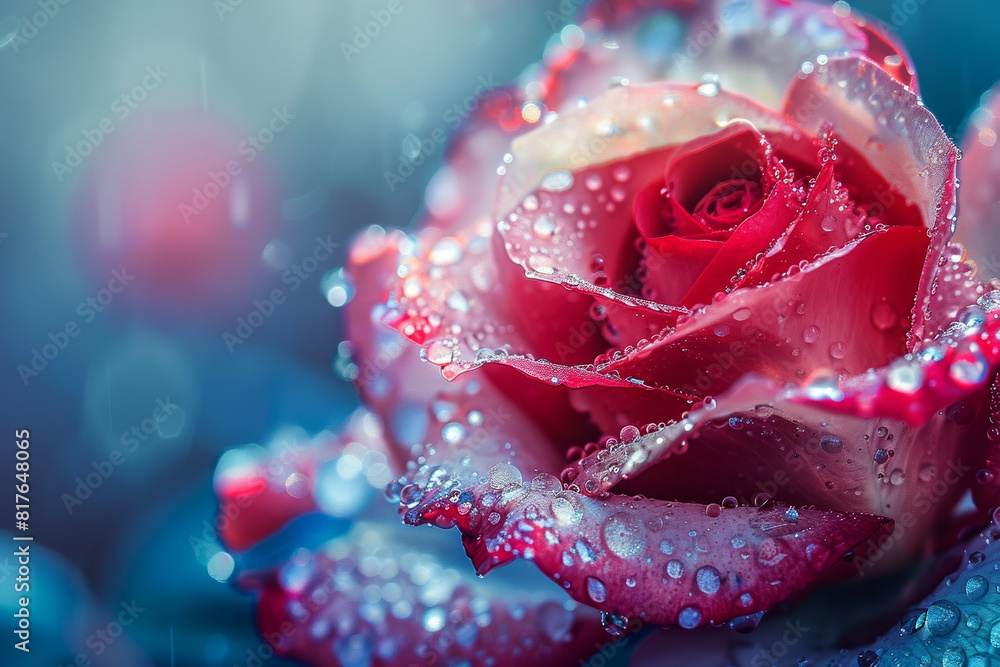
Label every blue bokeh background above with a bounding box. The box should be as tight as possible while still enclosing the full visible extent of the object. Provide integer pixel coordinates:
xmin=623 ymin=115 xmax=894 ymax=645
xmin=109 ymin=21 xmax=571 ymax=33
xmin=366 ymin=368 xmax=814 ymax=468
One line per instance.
xmin=0 ymin=0 xmax=997 ymax=665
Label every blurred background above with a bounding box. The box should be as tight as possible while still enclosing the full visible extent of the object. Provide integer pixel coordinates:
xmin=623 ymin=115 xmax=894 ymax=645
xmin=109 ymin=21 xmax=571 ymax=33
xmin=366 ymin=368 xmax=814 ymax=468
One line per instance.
xmin=1 ymin=0 xmax=998 ymax=665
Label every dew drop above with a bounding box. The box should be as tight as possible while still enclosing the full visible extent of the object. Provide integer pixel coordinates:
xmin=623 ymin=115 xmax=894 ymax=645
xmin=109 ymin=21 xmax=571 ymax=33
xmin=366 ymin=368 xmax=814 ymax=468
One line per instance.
xmin=803 ymin=325 xmax=821 ymax=344
xmin=488 ymin=461 xmax=522 ymax=489
xmin=666 ymin=560 xmax=684 ymax=579
xmin=695 ymin=566 xmax=721 ymax=594
xmin=551 ymin=494 xmax=584 ymax=525
xmin=619 ymin=425 xmax=640 ymax=442
xmin=819 ymin=435 xmax=844 ymax=454
xmin=533 ymin=216 xmax=557 ymax=239
xmin=728 ymin=611 xmax=765 ymax=633
xmin=886 ymin=359 xmax=924 ymax=393
xmin=678 ymin=606 xmax=702 ymax=629
xmin=828 ymin=341 xmax=848 ymax=359
xmin=441 ymin=422 xmax=466 ymax=445
xmin=600 ymin=611 xmax=629 ymax=637
xmin=950 ymin=343 xmax=989 ymax=386
xmin=586 ymin=576 xmax=608 ymax=603
xmin=602 ymin=513 xmax=643 ymax=558
xmin=967 ymin=574 xmax=989 ymax=600
xmin=423 ymin=340 xmax=455 ymax=366
xmin=925 ymin=600 xmax=961 ymax=636
xmin=541 ymin=170 xmax=574 ymax=192
xmin=527 ymin=254 xmax=557 ymax=275
xmin=696 ymin=72 xmax=720 ymax=97
xmin=990 ymin=620 xmax=1000 ymax=648
xmin=942 ymin=647 xmax=967 ymax=667
xmin=946 ymin=401 xmax=977 ymax=425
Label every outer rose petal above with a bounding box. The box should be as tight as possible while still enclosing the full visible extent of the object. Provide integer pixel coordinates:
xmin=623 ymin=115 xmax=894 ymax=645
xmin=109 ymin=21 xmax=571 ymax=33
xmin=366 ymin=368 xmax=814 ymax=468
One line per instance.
xmin=214 ymin=413 xmax=607 ymax=667
xmin=565 ymin=293 xmax=1000 ymax=568
xmin=550 ymin=0 xmax=896 ymax=112
xmin=598 ymin=225 xmax=928 ymax=399
xmin=401 ymin=461 xmax=889 ymax=629
xmin=782 ymin=55 xmax=960 ymax=345
xmin=956 ymin=81 xmax=1000 ymax=282
xmin=241 ymin=523 xmax=607 ymax=667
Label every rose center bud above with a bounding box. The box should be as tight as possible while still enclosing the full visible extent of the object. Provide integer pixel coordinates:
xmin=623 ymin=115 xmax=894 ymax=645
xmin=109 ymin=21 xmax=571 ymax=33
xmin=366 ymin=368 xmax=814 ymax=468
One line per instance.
xmin=691 ymin=179 xmax=765 ymax=230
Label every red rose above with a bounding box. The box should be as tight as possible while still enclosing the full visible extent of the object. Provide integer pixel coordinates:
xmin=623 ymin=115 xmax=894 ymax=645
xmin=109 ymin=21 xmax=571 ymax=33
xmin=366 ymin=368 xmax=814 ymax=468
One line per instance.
xmin=371 ymin=9 xmax=998 ymax=630
xmin=218 ymin=0 xmax=1000 ymax=664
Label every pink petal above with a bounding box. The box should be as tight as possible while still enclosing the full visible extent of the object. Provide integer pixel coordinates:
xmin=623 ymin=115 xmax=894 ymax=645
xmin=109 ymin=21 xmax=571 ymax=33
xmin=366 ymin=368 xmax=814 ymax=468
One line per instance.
xmin=400 ymin=464 xmax=889 ymax=628
xmin=954 ymin=81 xmax=1000 ymax=304
xmin=241 ymin=512 xmax=606 ymax=667
xmin=782 ymin=55 xmax=958 ymax=349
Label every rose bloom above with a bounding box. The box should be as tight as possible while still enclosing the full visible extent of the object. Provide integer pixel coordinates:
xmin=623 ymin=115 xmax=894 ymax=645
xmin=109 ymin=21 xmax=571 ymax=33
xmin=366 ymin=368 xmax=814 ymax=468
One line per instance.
xmin=215 ymin=1 xmax=1000 ymax=665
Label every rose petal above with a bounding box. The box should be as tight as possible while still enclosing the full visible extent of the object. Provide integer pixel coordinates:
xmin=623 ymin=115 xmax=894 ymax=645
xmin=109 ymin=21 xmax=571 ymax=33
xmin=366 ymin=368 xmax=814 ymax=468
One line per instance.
xmin=214 ymin=411 xmax=392 ymax=551
xmin=565 ymin=293 xmax=1000 ymax=566
xmin=241 ymin=518 xmax=606 ymax=667
xmin=401 ymin=465 xmax=890 ymax=628
xmin=556 ymin=0 xmax=872 ymax=111
xmin=955 ymin=81 xmax=1000 ymax=283
xmin=782 ymin=55 xmax=958 ymax=349
xmin=598 ymin=225 xmax=928 ymax=400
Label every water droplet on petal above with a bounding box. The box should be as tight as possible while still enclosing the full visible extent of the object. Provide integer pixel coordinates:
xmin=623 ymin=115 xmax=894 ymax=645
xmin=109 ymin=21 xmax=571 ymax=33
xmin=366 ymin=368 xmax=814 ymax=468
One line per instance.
xmin=819 ymin=435 xmax=843 ymax=454
xmin=926 ymin=600 xmax=961 ymax=636
xmin=695 ymin=566 xmax=721 ymax=594
xmin=602 ymin=513 xmax=643 ymax=558
xmin=696 ymin=72 xmax=720 ymax=97
xmin=967 ymin=575 xmax=989 ymax=600
xmin=678 ymin=606 xmax=702 ymax=629
xmin=488 ymin=461 xmax=522 ymax=489
xmin=586 ymin=576 xmax=608 ymax=603
xmin=541 ymin=170 xmax=574 ymax=192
